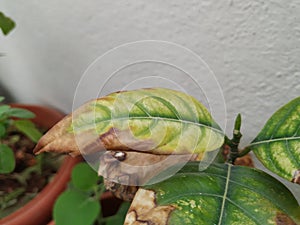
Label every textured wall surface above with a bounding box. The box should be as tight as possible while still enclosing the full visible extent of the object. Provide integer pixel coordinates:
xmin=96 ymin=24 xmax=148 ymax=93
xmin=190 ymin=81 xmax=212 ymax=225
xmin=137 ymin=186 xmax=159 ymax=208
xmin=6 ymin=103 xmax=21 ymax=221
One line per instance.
xmin=0 ymin=0 xmax=299 ymax=198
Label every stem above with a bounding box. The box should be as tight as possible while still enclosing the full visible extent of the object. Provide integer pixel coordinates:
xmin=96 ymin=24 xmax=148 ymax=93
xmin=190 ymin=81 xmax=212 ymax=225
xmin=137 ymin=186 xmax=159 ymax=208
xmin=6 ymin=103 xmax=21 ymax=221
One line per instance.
xmin=228 ymin=114 xmax=243 ymax=164
xmin=224 ymin=114 xmax=254 ymax=164
xmin=237 ymin=146 xmax=252 ymax=157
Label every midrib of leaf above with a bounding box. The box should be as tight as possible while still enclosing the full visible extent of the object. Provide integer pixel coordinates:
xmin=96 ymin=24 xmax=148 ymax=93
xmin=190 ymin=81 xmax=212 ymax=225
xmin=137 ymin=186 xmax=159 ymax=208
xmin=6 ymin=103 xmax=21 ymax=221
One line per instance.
xmin=154 ymin=165 xmax=300 ymax=224
xmin=75 ymin=116 xmax=224 ymax=135
xmin=96 ymin=88 xmax=218 ymax=128
xmin=159 ymin=169 xmax=262 ymax=224
xmin=249 ymin=136 xmax=300 ymax=146
xmin=218 ymin=163 xmax=231 ymax=225
xmin=175 ymin=170 xmax=290 ymax=206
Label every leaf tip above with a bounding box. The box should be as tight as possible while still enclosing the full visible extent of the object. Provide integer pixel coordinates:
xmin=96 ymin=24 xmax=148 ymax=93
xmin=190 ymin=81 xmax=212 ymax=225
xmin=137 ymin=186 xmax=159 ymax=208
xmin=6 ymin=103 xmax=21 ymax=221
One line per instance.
xmin=292 ymin=169 xmax=300 ymax=185
xmin=234 ymin=113 xmax=242 ymax=131
xmin=275 ymin=212 xmax=298 ymax=225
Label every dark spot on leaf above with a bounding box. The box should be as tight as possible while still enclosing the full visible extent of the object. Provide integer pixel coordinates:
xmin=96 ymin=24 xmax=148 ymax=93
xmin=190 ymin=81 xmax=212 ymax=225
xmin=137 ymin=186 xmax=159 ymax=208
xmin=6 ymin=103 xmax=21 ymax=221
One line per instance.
xmin=275 ymin=212 xmax=297 ymax=225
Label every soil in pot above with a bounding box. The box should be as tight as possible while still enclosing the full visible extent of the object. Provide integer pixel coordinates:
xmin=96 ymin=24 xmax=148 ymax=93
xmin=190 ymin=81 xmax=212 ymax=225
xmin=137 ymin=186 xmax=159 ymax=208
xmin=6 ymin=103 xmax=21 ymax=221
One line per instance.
xmin=0 ymin=104 xmax=79 ymax=225
xmin=0 ymin=128 xmax=64 ymax=218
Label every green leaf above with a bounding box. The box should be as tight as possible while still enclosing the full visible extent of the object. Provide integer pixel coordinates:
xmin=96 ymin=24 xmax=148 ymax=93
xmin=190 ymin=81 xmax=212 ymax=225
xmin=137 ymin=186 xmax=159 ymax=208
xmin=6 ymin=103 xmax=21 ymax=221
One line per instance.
xmin=34 ymin=88 xmax=224 ymax=157
xmin=8 ymin=108 xmax=35 ymax=119
xmin=0 ymin=105 xmax=10 ymax=117
xmin=249 ymin=97 xmax=300 ymax=182
xmin=13 ymin=120 xmax=42 ymax=143
xmin=53 ymin=190 xmax=100 ymax=225
xmin=0 ymin=144 xmax=15 ymax=173
xmin=71 ymin=163 xmax=99 ymax=191
xmin=125 ymin=163 xmax=300 ymax=225
xmin=234 ymin=113 xmax=242 ymax=131
xmin=0 ymin=97 xmax=4 ymax=102
xmin=0 ymin=123 xmax=6 ymax=138
xmin=0 ymin=11 xmax=15 ymax=35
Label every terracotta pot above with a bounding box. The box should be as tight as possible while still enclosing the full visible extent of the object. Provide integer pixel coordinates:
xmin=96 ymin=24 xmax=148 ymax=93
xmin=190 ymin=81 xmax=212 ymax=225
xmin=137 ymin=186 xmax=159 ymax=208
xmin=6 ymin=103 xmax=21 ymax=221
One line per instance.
xmin=0 ymin=104 xmax=81 ymax=225
xmin=47 ymin=192 xmax=123 ymax=225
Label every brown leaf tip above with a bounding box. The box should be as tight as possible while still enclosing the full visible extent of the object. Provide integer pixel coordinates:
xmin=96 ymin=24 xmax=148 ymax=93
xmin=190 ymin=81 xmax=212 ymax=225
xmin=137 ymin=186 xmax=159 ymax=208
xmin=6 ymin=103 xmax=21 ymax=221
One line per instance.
xmin=292 ymin=170 xmax=300 ymax=184
xmin=275 ymin=212 xmax=297 ymax=225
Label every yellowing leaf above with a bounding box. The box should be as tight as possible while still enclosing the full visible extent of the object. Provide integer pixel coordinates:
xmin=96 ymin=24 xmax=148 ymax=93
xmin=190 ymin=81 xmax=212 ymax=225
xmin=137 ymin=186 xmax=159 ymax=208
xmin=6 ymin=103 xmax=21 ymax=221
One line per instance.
xmin=34 ymin=88 xmax=224 ymax=158
xmin=250 ymin=97 xmax=300 ymax=182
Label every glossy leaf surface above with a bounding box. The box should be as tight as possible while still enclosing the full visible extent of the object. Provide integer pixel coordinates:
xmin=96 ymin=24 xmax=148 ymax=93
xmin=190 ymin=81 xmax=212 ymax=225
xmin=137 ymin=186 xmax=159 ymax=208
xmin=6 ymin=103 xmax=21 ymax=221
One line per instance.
xmin=34 ymin=88 xmax=224 ymax=157
xmin=125 ymin=163 xmax=300 ymax=225
xmin=250 ymin=97 xmax=300 ymax=182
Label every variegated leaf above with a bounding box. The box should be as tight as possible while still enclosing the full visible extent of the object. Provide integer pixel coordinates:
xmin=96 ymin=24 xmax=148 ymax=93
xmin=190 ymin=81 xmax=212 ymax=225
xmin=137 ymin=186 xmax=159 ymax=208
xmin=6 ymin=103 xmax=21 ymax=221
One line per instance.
xmin=250 ymin=97 xmax=300 ymax=183
xmin=125 ymin=163 xmax=300 ymax=225
xmin=34 ymin=88 xmax=224 ymax=158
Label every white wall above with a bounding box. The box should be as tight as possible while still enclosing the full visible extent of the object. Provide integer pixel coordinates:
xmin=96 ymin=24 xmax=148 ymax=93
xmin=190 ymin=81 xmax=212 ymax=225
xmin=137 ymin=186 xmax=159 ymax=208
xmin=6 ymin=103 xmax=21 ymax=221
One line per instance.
xmin=0 ymin=0 xmax=299 ymax=197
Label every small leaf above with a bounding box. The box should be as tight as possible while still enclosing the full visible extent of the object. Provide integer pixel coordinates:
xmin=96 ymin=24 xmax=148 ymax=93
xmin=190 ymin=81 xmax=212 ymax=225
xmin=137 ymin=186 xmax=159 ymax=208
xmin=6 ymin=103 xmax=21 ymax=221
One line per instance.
xmin=234 ymin=113 xmax=242 ymax=131
xmin=14 ymin=120 xmax=42 ymax=143
xmin=0 ymin=11 xmax=15 ymax=35
xmin=53 ymin=190 xmax=100 ymax=225
xmin=34 ymin=88 xmax=224 ymax=158
xmin=249 ymin=97 xmax=300 ymax=182
xmin=0 ymin=144 xmax=15 ymax=173
xmin=0 ymin=105 xmax=10 ymax=117
xmin=8 ymin=108 xmax=35 ymax=119
xmin=71 ymin=163 xmax=99 ymax=191
xmin=0 ymin=96 xmax=4 ymax=102
xmin=125 ymin=163 xmax=300 ymax=225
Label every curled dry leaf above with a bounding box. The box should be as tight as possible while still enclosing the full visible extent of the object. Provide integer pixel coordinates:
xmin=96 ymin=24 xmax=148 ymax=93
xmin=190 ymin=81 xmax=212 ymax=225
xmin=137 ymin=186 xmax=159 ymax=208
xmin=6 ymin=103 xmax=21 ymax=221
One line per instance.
xmin=101 ymin=150 xmax=199 ymax=201
xmin=33 ymin=88 xmax=225 ymax=201
xmin=124 ymin=189 xmax=175 ymax=225
xmin=34 ymin=88 xmax=224 ymax=158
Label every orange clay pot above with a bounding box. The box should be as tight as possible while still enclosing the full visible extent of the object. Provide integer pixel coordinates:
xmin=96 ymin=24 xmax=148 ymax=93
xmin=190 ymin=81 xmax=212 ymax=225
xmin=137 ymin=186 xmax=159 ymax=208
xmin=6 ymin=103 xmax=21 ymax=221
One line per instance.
xmin=0 ymin=104 xmax=81 ymax=225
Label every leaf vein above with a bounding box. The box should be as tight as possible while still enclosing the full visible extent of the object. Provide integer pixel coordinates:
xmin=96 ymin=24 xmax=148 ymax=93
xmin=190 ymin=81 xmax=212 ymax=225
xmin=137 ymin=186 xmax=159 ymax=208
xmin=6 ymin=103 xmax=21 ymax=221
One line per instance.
xmin=218 ymin=164 xmax=231 ymax=225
